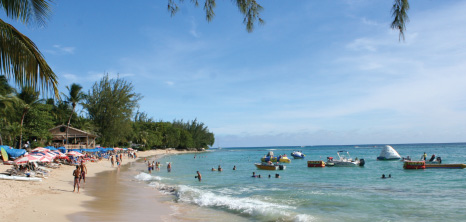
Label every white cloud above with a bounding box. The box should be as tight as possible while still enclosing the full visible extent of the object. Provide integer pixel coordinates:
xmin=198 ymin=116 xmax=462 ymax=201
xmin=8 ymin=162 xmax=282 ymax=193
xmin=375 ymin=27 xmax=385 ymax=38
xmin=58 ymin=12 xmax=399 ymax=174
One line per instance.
xmin=189 ymin=18 xmax=200 ymax=38
xmin=62 ymin=73 xmax=78 ymax=82
xmin=45 ymin=44 xmax=76 ymax=55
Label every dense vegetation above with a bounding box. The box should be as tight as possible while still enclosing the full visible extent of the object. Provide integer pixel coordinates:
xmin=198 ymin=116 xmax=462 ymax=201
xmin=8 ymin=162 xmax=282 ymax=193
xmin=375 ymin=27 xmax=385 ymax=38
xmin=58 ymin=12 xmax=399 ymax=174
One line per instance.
xmin=0 ymin=75 xmax=215 ymax=150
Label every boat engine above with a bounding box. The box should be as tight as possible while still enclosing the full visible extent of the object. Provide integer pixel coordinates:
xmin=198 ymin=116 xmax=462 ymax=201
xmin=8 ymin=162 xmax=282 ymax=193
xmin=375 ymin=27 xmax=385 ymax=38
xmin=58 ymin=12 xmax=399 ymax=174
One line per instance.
xmin=279 ymin=165 xmax=285 ymax=170
xmin=359 ymin=159 xmax=365 ymax=166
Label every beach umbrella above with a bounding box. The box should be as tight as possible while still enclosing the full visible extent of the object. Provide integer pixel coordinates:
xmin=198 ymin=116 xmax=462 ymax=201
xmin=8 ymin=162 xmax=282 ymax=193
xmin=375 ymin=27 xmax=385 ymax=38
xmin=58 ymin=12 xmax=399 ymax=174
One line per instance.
xmin=46 ymin=151 xmax=58 ymax=158
xmin=38 ymin=155 xmax=53 ymax=163
xmin=51 ymin=150 xmax=63 ymax=155
xmin=14 ymin=155 xmax=40 ymax=165
xmin=31 ymin=147 xmax=50 ymax=152
xmin=127 ymin=148 xmax=133 ymax=151
xmin=67 ymin=151 xmax=84 ymax=157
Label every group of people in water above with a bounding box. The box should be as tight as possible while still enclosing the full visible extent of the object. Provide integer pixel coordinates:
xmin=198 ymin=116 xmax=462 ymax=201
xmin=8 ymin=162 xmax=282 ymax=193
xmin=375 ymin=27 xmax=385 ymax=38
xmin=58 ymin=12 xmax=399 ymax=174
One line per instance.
xmin=145 ymin=158 xmax=171 ymax=173
xmin=423 ymin=152 xmax=442 ymax=163
xmin=252 ymin=172 xmax=280 ymax=178
xmin=147 ymin=161 xmax=162 ymax=173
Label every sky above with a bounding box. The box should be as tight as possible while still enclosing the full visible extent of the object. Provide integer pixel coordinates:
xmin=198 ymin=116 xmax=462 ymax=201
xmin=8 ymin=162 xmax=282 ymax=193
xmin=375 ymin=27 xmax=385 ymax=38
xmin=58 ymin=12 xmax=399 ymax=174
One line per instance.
xmin=2 ymin=0 xmax=466 ymax=147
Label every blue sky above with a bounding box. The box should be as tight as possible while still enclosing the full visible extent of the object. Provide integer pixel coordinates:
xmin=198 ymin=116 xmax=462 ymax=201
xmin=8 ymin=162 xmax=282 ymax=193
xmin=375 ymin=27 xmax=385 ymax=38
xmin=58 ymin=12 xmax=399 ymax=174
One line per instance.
xmin=3 ymin=0 xmax=466 ymax=147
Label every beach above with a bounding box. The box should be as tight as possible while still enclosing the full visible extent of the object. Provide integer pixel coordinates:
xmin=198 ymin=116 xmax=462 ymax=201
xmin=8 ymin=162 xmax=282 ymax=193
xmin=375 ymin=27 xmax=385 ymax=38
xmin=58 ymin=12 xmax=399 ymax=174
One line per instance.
xmin=0 ymin=149 xmax=192 ymax=222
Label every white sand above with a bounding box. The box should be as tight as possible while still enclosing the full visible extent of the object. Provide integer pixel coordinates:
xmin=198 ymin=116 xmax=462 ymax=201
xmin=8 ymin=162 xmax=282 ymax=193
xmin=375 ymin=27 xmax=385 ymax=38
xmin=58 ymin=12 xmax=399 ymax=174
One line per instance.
xmin=0 ymin=149 xmax=194 ymax=222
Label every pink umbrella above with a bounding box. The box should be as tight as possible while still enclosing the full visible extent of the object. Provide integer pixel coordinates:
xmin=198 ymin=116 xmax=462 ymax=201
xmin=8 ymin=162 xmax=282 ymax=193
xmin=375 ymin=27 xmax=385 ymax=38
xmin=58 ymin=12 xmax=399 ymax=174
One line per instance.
xmin=46 ymin=151 xmax=57 ymax=158
xmin=14 ymin=155 xmax=40 ymax=165
xmin=31 ymin=147 xmax=50 ymax=152
xmin=38 ymin=155 xmax=53 ymax=163
xmin=51 ymin=150 xmax=64 ymax=155
xmin=67 ymin=151 xmax=83 ymax=157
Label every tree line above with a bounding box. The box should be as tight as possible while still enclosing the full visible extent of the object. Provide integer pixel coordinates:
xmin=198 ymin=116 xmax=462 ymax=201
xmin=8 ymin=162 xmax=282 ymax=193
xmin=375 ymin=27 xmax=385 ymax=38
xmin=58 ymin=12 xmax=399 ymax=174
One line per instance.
xmin=0 ymin=74 xmax=215 ymax=150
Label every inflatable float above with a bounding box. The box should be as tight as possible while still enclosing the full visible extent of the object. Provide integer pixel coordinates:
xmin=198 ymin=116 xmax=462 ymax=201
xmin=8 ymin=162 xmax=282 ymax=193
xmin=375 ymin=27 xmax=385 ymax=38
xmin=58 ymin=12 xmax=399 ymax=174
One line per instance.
xmin=307 ymin=160 xmax=325 ymax=167
xmin=377 ymin=145 xmax=401 ymax=160
xmin=403 ymin=161 xmax=426 ymax=169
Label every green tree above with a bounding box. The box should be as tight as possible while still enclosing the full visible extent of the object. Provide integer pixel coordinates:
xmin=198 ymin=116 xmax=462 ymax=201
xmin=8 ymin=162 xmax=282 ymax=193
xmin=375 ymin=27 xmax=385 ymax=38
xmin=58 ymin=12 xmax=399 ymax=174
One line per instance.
xmin=83 ymin=74 xmax=142 ymax=147
xmin=16 ymin=86 xmax=43 ymax=148
xmin=0 ymin=0 xmax=59 ymax=97
xmin=62 ymin=83 xmax=84 ymax=145
xmin=23 ymin=103 xmax=53 ymax=147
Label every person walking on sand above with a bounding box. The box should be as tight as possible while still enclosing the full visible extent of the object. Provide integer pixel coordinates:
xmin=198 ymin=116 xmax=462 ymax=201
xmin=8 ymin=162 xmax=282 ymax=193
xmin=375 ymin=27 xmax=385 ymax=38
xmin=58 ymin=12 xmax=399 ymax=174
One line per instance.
xmin=111 ymin=155 xmax=115 ymax=167
xmin=79 ymin=161 xmax=88 ymax=184
xmin=196 ymin=171 xmax=202 ymax=182
xmin=73 ymin=166 xmax=81 ymax=193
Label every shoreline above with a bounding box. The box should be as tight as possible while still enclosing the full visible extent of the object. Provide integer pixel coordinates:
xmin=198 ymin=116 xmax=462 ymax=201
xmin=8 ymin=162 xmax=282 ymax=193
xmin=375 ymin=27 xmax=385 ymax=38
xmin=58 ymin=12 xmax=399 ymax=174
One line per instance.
xmin=0 ymin=149 xmax=197 ymax=222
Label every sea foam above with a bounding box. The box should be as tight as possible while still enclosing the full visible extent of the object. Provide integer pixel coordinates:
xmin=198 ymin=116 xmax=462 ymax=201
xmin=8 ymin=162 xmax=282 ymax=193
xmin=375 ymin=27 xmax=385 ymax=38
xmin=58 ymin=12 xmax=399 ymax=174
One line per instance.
xmin=134 ymin=172 xmax=162 ymax=182
xmin=175 ymin=185 xmax=315 ymax=221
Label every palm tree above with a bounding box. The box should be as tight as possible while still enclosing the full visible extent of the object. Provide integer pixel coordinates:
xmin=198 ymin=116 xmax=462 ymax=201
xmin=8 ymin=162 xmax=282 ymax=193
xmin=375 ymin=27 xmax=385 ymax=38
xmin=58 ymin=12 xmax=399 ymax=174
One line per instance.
xmin=17 ymin=86 xmax=43 ymax=149
xmin=0 ymin=0 xmax=59 ymax=97
xmin=62 ymin=83 xmax=84 ymax=145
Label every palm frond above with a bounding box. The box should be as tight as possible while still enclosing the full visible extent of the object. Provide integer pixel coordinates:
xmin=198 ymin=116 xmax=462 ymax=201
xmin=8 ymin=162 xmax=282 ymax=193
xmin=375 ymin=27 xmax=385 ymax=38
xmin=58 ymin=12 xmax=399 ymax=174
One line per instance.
xmin=0 ymin=18 xmax=59 ymax=98
xmin=234 ymin=0 xmax=264 ymax=33
xmin=0 ymin=0 xmax=52 ymax=27
xmin=391 ymin=0 xmax=410 ymax=41
xmin=204 ymin=0 xmax=216 ymax=22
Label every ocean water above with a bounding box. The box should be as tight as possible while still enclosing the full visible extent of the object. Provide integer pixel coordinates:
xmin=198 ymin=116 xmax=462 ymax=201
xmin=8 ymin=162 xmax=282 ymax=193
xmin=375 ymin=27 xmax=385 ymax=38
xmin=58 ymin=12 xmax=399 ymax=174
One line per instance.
xmin=135 ymin=143 xmax=466 ymax=222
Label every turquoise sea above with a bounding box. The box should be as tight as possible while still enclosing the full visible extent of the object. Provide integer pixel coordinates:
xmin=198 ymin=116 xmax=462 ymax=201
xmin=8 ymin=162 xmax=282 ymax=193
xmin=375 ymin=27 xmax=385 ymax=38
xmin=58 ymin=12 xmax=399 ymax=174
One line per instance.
xmin=135 ymin=143 xmax=466 ymax=221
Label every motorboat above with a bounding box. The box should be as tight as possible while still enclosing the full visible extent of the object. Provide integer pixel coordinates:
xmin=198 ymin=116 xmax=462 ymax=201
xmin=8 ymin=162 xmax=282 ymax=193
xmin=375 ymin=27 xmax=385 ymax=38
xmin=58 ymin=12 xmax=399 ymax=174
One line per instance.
xmin=260 ymin=151 xmax=291 ymax=163
xmin=254 ymin=163 xmax=286 ymax=170
xmin=291 ymin=151 xmax=305 ymax=159
xmin=377 ymin=145 xmax=401 ymax=160
xmin=326 ymin=151 xmax=365 ymax=167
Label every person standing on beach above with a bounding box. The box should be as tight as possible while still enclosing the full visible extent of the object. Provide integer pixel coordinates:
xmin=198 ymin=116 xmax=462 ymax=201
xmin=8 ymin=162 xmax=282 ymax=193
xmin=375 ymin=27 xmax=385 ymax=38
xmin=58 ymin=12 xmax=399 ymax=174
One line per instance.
xmin=73 ymin=166 xmax=81 ymax=193
xmin=79 ymin=161 xmax=88 ymax=184
xmin=111 ymin=155 xmax=115 ymax=167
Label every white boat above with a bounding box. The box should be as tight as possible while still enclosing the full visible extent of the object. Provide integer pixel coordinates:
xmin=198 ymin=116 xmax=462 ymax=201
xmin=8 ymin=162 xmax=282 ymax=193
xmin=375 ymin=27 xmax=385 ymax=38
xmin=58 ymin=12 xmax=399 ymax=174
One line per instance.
xmin=326 ymin=151 xmax=365 ymax=167
xmin=291 ymin=151 xmax=305 ymax=159
xmin=377 ymin=145 xmax=401 ymax=160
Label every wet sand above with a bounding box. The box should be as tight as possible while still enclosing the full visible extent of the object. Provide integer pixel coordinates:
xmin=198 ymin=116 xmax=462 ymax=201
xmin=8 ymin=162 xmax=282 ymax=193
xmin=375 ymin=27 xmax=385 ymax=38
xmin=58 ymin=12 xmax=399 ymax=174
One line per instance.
xmin=69 ymin=161 xmax=174 ymax=221
xmin=71 ymin=155 xmax=250 ymax=222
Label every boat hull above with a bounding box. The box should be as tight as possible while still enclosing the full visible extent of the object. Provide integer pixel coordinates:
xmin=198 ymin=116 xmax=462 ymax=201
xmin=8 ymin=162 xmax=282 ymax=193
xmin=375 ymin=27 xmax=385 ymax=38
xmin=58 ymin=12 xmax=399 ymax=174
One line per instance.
xmin=425 ymin=164 xmax=466 ymax=169
xmin=254 ymin=163 xmax=285 ymax=170
xmin=292 ymin=155 xmax=305 ymax=159
xmin=377 ymin=157 xmax=401 ymax=161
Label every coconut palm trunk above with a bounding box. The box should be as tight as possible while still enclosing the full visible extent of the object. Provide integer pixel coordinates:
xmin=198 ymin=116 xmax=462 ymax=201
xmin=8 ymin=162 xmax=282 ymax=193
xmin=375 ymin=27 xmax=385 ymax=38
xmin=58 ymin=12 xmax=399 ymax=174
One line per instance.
xmin=65 ymin=104 xmax=76 ymax=146
xmin=19 ymin=107 xmax=28 ymax=149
